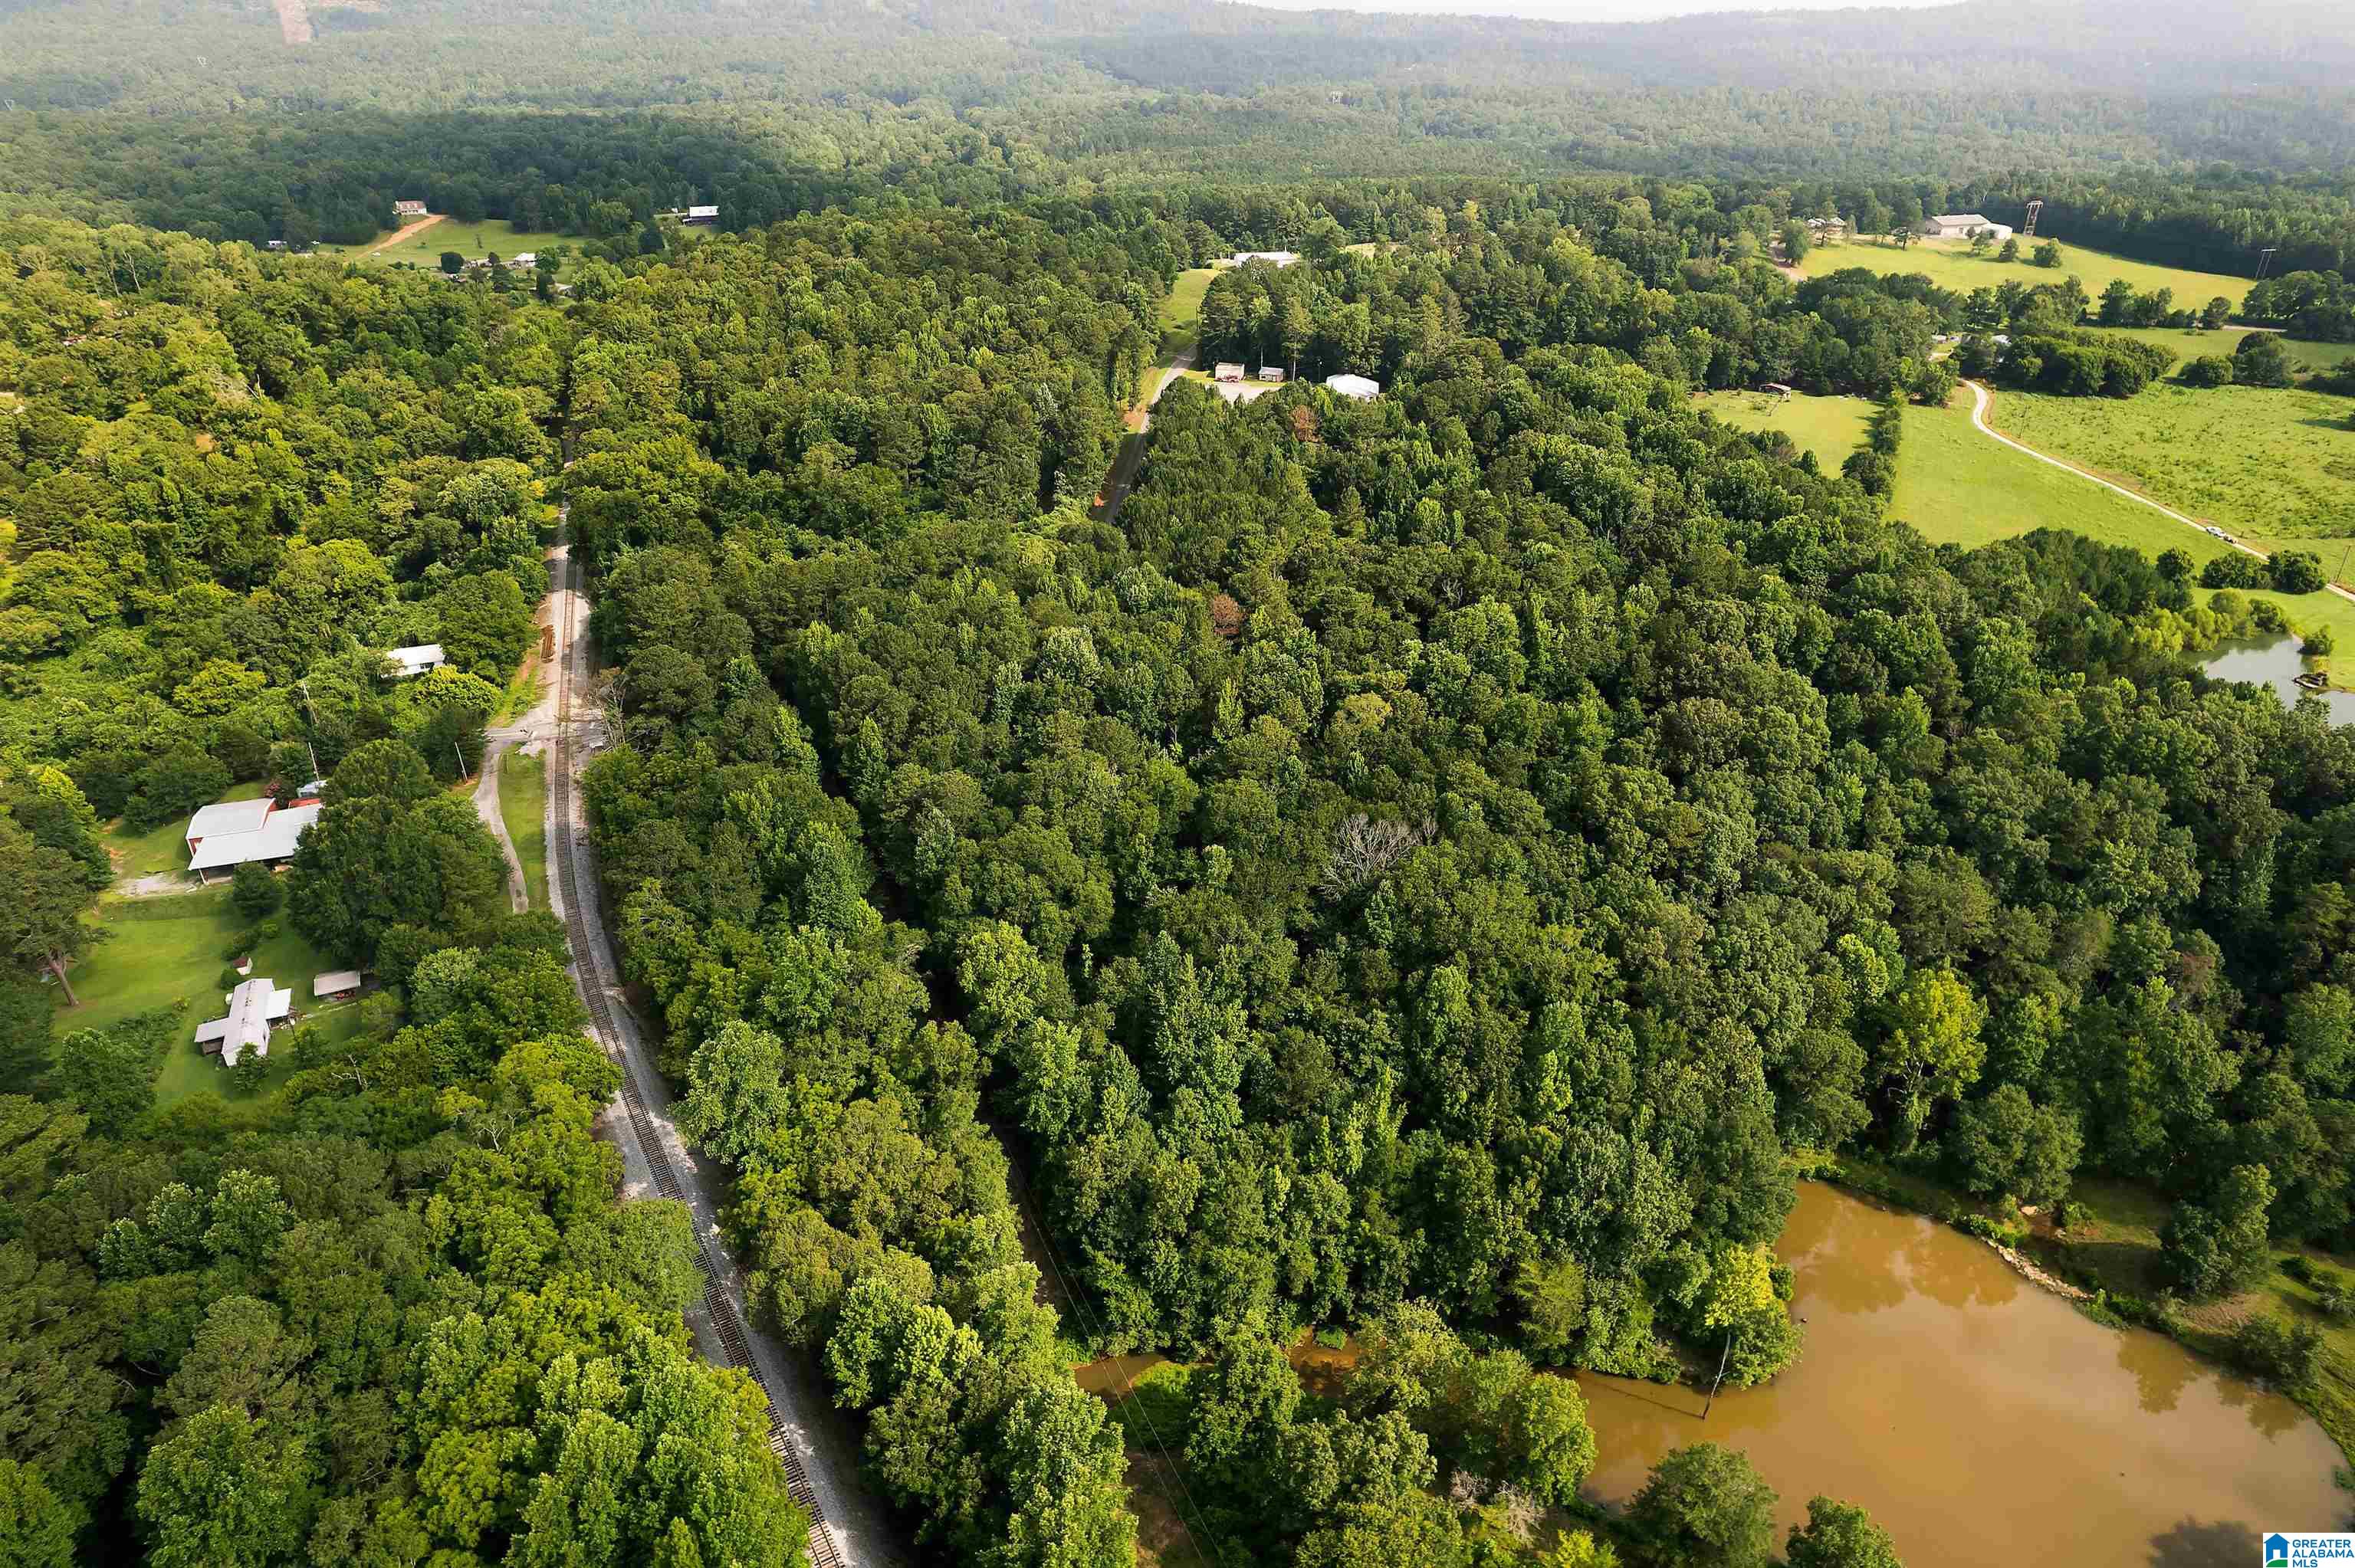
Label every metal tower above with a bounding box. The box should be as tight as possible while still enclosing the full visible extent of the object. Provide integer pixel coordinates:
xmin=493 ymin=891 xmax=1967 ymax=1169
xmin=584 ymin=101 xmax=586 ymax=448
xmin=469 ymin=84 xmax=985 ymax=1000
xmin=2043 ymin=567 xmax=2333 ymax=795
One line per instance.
xmin=2022 ymin=199 xmax=2043 ymax=238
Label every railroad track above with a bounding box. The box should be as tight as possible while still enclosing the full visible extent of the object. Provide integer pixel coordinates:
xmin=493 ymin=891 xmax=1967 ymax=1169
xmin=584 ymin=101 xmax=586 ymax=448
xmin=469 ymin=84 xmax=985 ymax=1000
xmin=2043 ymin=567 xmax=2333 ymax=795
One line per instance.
xmin=544 ymin=537 xmax=847 ymax=1568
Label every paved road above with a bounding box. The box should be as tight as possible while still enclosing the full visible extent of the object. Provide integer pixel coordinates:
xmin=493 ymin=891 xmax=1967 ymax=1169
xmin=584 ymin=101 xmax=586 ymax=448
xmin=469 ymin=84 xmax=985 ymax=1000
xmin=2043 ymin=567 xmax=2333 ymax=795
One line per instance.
xmin=1962 ymin=379 xmax=2355 ymax=609
xmin=540 ymin=521 xmax=902 ymax=1568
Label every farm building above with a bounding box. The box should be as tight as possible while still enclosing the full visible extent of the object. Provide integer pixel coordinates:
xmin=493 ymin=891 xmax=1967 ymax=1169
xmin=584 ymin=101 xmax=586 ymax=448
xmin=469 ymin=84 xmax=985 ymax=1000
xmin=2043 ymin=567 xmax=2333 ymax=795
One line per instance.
xmin=682 ymin=205 xmax=720 ymax=225
xmin=1230 ymin=251 xmax=1299 ymax=267
xmin=386 ymin=643 xmax=445 ymax=679
xmin=1214 ymin=362 xmax=1246 ymax=382
xmin=1323 ymin=373 xmax=1379 ymax=401
xmin=186 ymin=799 xmax=322 ymax=882
xmin=314 ymin=970 xmax=366 ymax=1001
xmin=195 ymin=977 xmax=293 ymax=1069
xmin=1260 ymin=366 xmax=1286 ymax=382
xmin=1805 ymin=217 xmax=1850 ymax=239
xmin=1923 ymin=213 xmax=2012 ymax=243
xmin=393 ymin=199 xmax=428 ymax=220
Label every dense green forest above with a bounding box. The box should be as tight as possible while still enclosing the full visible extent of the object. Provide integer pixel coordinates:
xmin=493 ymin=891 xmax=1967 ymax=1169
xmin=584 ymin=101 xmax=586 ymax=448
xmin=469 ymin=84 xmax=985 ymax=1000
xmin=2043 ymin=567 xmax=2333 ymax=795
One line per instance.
xmin=9 ymin=159 xmax=2355 ymax=1559
xmin=6 ymin=0 xmax=2355 ymax=1557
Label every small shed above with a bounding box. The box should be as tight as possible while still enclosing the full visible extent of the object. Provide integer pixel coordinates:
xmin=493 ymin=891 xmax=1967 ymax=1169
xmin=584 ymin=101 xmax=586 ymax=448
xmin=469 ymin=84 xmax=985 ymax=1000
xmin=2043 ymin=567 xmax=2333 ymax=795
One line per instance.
xmin=386 ymin=643 xmax=445 ymax=679
xmin=314 ymin=970 xmax=365 ymax=1000
xmin=1214 ymin=362 xmax=1246 ymax=383
xmin=1323 ymin=373 xmax=1379 ymax=402
xmin=1259 ymin=366 xmax=1286 ymax=382
xmin=1761 ymin=382 xmax=1795 ymax=398
xmin=682 ymin=205 xmax=720 ymax=225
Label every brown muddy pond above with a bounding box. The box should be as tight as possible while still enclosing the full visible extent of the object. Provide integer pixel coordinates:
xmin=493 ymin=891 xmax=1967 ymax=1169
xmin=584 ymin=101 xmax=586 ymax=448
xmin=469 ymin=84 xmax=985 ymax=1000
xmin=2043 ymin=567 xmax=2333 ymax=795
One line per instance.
xmin=1577 ymin=1183 xmax=2346 ymax=1566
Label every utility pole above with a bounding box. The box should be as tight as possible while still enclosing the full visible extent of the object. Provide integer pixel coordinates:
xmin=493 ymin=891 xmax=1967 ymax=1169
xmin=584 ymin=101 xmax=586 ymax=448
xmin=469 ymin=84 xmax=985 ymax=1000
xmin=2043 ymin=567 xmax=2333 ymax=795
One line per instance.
xmin=297 ymin=678 xmax=323 ymax=784
xmin=1702 ymin=1333 xmax=1735 ymax=1420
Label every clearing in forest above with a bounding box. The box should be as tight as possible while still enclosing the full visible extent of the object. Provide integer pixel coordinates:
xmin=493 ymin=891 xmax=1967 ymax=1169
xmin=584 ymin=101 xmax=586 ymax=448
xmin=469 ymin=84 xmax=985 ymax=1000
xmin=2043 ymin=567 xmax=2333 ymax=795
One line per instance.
xmin=370 ymin=212 xmax=445 ymax=254
xmin=275 ymin=0 xmax=312 ymax=44
xmin=1798 ymin=235 xmax=2249 ymax=311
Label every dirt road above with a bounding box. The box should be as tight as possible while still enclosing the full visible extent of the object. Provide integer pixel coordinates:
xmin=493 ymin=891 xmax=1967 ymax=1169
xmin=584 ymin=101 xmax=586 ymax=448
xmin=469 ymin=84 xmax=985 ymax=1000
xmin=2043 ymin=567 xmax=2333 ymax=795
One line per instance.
xmin=1962 ymin=380 xmax=2355 ymax=612
xmin=370 ymin=212 xmax=443 ymax=254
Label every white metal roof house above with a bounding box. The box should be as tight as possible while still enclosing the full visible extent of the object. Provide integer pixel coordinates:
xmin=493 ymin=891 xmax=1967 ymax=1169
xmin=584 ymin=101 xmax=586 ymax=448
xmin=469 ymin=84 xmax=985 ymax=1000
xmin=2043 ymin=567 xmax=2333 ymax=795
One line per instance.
xmin=1923 ymin=213 xmax=2012 ymax=243
xmin=314 ymin=970 xmax=365 ymax=999
xmin=682 ymin=205 xmax=720 ymax=225
xmin=1214 ymin=362 xmax=1246 ymax=382
xmin=195 ymin=977 xmax=293 ymax=1068
xmin=386 ymin=643 xmax=445 ymax=679
xmin=1323 ymin=373 xmax=1380 ymax=401
xmin=186 ymin=800 xmax=321 ymax=881
xmin=186 ymin=798 xmax=276 ymax=857
xmin=393 ymin=199 xmax=428 ymax=220
xmin=1230 ymin=251 xmax=1299 ymax=267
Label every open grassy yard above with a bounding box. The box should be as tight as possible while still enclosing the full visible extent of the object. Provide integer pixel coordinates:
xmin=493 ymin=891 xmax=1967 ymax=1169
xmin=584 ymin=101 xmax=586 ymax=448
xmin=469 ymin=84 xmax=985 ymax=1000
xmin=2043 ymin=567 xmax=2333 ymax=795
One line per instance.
xmin=498 ymin=749 xmax=549 ymax=912
xmin=1135 ymin=267 xmax=1219 ymax=405
xmin=1696 ymin=388 xmax=1874 ymax=467
xmin=323 ymin=217 xmax=567 ymax=270
xmin=1979 ymin=382 xmax=2355 ymax=553
xmin=1802 ymin=235 xmax=2250 ymax=309
xmin=61 ymin=885 xmax=358 ymax=1107
xmin=100 ymin=779 xmax=268 ymax=887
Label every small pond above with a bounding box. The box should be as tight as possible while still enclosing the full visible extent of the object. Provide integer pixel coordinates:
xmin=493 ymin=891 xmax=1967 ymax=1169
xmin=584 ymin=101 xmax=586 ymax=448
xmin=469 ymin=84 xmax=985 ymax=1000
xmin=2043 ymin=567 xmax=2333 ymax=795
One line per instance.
xmin=2202 ymin=635 xmax=2355 ymax=726
xmin=1576 ymin=1183 xmax=2345 ymax=1568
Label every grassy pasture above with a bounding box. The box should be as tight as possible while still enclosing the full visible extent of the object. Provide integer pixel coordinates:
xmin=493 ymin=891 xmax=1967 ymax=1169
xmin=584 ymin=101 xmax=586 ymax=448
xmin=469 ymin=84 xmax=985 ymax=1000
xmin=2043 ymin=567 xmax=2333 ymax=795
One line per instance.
xmin=1979 ymin=382 xmax=2355 ymax=554
xmin=1703 ymin=390 xmax=2355 ymax=668
xmin=1800 ymin=235 xmax=2251 ymax=308
xmin=2094 ymin=326 xmax=2355 ymax=377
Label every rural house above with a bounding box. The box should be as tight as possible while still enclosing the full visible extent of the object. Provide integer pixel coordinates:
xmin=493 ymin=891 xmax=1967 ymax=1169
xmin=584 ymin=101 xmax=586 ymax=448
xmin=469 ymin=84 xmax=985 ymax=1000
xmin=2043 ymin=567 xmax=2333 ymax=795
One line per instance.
xmin=1923 ymin=212 xmax=2013 ymax=243
xmin=1214 ymin=362 xmax=1246 ymax=382
xmin=682 ymin=205 xmax=720 ymax=225
xmin=186 ymin=797 xmax=322 ymax=881
xmin=1230 ymin=251 xmax=1299 ymax=267
xmin=1259 ymin=366 xmax=1286 ymax=382
xmin=392 ymin=198 xmax=428 ymax=220
xmin=1323 ymin=372 xmax=1379 ymax=401
xmin=195 ymin=976 xmax=293 ymax=1068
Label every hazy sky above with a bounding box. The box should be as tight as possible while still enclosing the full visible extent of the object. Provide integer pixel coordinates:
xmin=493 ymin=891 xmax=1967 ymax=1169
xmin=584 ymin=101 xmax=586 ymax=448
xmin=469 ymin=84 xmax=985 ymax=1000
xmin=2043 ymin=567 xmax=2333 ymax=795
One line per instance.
xmin=1233 ymin=0 xmax=1957 ymax=19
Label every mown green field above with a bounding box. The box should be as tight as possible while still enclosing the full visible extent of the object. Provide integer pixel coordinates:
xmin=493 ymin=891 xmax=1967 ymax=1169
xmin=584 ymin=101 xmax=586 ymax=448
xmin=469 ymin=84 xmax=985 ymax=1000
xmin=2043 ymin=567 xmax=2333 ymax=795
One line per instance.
xmin=1982 ymin=382 xmax=2355 ymax=555
xmin=1135 ymin=267 xmax=1219 ymax=405
xmin=1802 ymin=235 xmax=2249 ymax=310
xmin=498 ymin=749 xmax=549 ymax=912
xmin=1697 ymin=389 xmax=1875 ymax=467
xmin=322 ymin=217 xmax=567 ymax=270
xmin=61 ymin=885 xmax=359 ymax=1107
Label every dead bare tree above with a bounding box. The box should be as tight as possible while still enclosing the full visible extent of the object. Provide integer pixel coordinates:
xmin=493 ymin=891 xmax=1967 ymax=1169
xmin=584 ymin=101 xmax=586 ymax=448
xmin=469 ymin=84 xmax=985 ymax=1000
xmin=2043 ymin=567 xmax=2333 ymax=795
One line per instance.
xmin=1319 ymin=812 xmax=1434 ymax=901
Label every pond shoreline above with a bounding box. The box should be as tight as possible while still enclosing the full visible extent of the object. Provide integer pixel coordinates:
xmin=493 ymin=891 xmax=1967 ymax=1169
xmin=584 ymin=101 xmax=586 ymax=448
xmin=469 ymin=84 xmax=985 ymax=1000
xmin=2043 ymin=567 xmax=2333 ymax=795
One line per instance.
xmin=1815 ymin=1160 xmax=2355 ymax=1471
